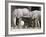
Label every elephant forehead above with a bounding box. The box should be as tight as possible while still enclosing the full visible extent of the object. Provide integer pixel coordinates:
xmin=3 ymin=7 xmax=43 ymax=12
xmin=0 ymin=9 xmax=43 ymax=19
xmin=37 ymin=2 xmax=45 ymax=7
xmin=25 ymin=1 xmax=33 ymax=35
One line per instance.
xmin=13 ymin=9 xmax=18 ymax=16
xmin=32 ymin=10 xmax=41 ymax=15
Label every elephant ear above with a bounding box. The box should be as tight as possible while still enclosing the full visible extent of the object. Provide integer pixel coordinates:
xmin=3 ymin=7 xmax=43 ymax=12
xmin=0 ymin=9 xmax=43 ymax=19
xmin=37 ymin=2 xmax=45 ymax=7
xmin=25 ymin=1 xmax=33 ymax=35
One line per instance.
xmin=17 ymin=9 xmax=23 ymax=18
xmin=23 ymin=8 xmax=29 ymax=17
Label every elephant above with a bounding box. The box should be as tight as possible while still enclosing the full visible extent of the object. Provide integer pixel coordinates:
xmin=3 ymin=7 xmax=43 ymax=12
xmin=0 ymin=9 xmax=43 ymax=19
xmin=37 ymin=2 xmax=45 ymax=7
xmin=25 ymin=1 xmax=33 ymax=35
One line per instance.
xmin=12 ymin=8 xmax=30 ymax=28
xmin=12 ymin=8 xmax=41 ymax=28
xmin=32 ymin=10 xmax=41 ymax=28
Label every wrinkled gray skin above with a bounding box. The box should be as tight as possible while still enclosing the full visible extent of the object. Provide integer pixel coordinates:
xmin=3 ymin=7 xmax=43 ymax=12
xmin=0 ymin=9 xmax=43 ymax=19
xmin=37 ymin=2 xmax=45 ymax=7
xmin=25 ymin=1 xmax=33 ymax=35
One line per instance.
xmin=13 ymin=8 xmax=30 ymax=18
xmin=12 ymin=8 xmax=41 ymax=28
xmin=32 ymin=10 xmax=41 ymax=27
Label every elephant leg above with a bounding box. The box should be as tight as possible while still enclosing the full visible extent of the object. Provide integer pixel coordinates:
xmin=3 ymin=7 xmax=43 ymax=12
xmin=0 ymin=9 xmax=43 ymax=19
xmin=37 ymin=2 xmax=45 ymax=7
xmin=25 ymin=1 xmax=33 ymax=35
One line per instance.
xmin=37 ymin=20 xmax=40 ymax=28
xmin=14 ymin=17 xmax=16 ymax=26
xmin=35 ymin=18 xmax=38 ymax=27
xmin=18 ymin=18 xmax=24 ymax=29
